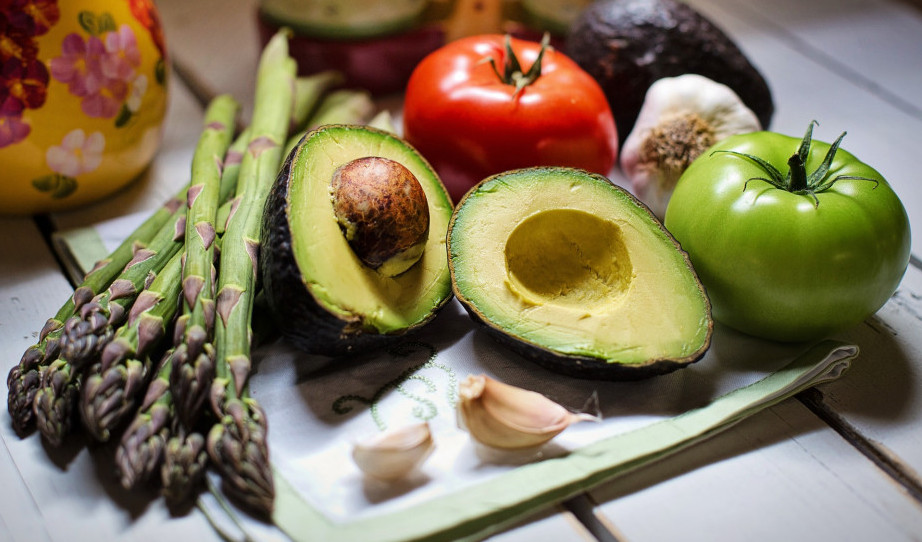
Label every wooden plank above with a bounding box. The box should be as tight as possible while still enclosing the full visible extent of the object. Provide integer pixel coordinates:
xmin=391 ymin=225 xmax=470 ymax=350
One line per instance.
xmin=155 ymin=0 xmax=261 ymax=122
xmin=0 ymin=218 xmax=70 ymax=542
xmin=0 ymin=220 xmax=221 ymax=540
xmin=698 ymin=0 xmax=922 ymax=119
xmin=488 ymin=505 xmax=597 ymax=542
xmin=818 ymin=264 xmax=922 ymax=479
xmin=589 ymin=398 xmax=922 ymax=541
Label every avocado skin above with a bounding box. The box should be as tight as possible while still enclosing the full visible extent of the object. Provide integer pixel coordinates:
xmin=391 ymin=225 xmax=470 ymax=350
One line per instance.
xmin=566 ymin=0 xmax=774 ymax=143
xmin=461 ymin=300 xmax=709 ymax=380
xmin=260 ymin=133 xmax=403 ymax=357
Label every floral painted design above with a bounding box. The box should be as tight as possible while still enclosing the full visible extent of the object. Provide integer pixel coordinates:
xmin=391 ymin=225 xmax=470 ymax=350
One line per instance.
xmin=49 ymin=18 xmax=144 ymax=121
xmin=0 ymin=0 xmax=59 ymax=148
xmin=128 ymin=0 xmax=166 ymax=85
xmin=32 ymin=127 xmax=105 ymax=198
xmin=46 ymin=128 xmax=104 ymax=176
xmin=3 ymin=1 xmax=166 ymax=202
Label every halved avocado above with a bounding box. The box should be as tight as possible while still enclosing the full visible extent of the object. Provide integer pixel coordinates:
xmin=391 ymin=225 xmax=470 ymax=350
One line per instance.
xmin=261 ymin=125 xmax=454 ymax=356
xmin=256 ymin=2 xmax=444 ymax=95
xmin=448 ymin=167 xmax=712 ymax=379
xmin=258 ymin=0 xmax=429 ymax=40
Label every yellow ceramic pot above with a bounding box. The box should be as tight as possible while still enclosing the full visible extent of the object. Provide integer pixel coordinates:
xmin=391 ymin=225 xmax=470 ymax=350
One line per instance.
xmin=0 ymin=0 xmax=168 ymax=215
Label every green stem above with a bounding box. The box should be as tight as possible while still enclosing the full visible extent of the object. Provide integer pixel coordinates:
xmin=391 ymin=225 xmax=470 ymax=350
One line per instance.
xmin=171 ymin=95 xmax=238 ymax=427
xmin=115 ymin=350 xmax=174 ymax=489
xmin=290 ymin=71 xmax=345 ymax=134
xmin=484 ymin=33 xmax=550 ymax=96
xmin=210 ymin=29 xmax=295 ymax=517
xmin=79 ymin=249 xmax=185 ymax=442
xmin=283 ymin=88 xmax=375 ymax=156
xmin=788 ymin=153 xmax=808 ymax=192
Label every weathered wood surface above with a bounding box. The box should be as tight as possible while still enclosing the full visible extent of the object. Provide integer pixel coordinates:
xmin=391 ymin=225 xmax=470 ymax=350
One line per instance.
xmin=1 ymin=0 xmax=921 ymax=540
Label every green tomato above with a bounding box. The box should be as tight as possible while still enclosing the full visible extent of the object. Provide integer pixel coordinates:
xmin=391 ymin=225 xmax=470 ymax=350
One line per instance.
xmin=664 ymin=122 xmax=911 ymax=342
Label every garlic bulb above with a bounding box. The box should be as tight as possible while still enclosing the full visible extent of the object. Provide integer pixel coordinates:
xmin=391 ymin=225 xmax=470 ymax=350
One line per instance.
xmin=621 ymin=74 xmax=762 ymax=218
xmin=352 ymin=422 xmax=434 ymax=480
xmin=457 ymin=374 xmax=596 ymax=450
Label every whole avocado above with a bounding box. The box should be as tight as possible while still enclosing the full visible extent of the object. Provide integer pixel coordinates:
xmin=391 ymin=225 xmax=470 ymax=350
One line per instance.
xmin=566 ymin=0 xmax=774 ymax=143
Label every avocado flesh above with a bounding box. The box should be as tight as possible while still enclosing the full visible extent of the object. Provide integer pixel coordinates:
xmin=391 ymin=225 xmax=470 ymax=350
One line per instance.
xmin=449 ymin=168 xmax=711 ymax=376
xmin=262 ymin=125 xmax=453 ymax=354
xmin=259 ymin=0 xmax=428 ymax=39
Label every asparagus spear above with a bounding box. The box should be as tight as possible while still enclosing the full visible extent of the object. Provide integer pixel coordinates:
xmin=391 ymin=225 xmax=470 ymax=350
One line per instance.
xmin=79 ymin=248 xmax=185 ymax=442
xmin=169 ymin=95 xmax=238 ymax=428
xmin=60 ymin=205 xmax=188 ymax=369
xmin=30 ymin=207 xmax=187 ymax=445
xmin=208 ymin=30 xmax=295 ymax=517
xmin=282 ymin=88 xmax=376 ymax=156
xmin=161 ymin=425 xmax=208 ymax=505
xmin=115 ymin=350 xmax=174 ymax=489
xmin=7 ymin=190 xmax=184 ymax=435
xmin=289 ymin=71 xmax=344 ymax=135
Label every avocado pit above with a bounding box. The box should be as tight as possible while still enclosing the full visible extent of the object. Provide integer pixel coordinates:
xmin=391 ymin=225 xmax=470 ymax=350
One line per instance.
xmin=331 ymin=156 xmax=430 ymax=276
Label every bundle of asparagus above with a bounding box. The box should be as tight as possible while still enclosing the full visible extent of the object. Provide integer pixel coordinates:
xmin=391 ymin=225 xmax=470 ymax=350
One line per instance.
xmin=5 ymin=31 xmax=375 ymax=519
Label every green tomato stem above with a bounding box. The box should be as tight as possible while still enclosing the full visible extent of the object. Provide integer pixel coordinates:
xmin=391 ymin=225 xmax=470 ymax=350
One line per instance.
xmin=788 ymin=153 xmax=807 ymax=192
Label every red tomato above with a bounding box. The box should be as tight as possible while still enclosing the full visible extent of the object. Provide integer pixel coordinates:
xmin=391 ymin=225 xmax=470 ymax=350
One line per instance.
xmin=402 ymin=34 xmax=619 ymax=203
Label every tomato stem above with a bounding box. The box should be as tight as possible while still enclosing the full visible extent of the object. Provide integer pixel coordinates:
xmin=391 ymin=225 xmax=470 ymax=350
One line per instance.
xmin=788 ymin=153 xmax=807 ymax=192
xmin=712 ymin=121 xmax=879 ymax=207
xmin=483 ymin=33 xmax=551 ymax=97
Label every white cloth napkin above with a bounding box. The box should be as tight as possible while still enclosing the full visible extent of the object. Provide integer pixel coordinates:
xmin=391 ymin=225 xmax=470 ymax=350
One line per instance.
xmin=55 ymin=213 xmax=858 ymax=542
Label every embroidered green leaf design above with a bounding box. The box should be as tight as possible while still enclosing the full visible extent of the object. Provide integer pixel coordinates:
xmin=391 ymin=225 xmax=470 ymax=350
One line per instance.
xmin=330 ymin=341 xmax=456 ymax=431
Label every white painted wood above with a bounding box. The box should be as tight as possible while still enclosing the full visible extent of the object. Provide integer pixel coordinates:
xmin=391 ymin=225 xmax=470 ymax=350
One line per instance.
xmin=822 ymin=264 xmax=922 ymax=474
xmin=692 ymin=0 xmax=922 ymax=490
xmin=156 ymin=0 xmax=262 ymax=123
xmin=590 ymin=398 xmax=922 ymax=541
xmin=699 ymin=0 xmax=922 ymax=114
xmin=487 ymin=507 xmax=597 ymax=542
xmin=0 ymin=219 xmax=222 ymax=542
xmin=0 ymin=218 xmax=68 ymax=542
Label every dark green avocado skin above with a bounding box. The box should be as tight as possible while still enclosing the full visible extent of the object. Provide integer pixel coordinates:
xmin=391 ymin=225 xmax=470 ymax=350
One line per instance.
xmin=260 ymin=138 xmax=402 ymax=357
xmin=566 ymin=0 xmax=774 ymax=143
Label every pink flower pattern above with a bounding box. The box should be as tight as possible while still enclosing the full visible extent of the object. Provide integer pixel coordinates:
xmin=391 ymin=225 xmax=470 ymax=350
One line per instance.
xmin=45 ymin=128 xmax=104 ymax=177
xmin=49 ymin=24 xmax=141 ymax=119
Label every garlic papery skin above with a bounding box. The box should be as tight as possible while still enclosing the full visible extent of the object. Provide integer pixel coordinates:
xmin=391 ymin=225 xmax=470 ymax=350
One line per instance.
xmin=352 ymin=422 xmax=435 ymax=481
xmin=457 ymin=374 xmax=596 ymax=450
xmin=621 ymin=74 xmax=762 ymax=218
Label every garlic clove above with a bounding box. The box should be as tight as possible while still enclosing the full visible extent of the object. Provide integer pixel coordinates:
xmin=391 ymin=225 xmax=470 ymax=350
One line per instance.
xmin=621 ymin=74 xmax=762 ymax=218
xmin=458 ymin=374 xmax=596 ymax=450
xmin=352 ymin=422 xmax=435 ymax=481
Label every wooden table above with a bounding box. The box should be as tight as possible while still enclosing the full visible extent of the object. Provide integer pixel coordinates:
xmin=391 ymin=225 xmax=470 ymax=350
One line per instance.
xmin=3 ymin=0 xmax=922 ymax=540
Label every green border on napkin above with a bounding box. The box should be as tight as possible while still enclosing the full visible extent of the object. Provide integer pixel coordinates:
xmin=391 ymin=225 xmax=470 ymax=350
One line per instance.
xmin=272 ymin=341 xmax=857 ymax=542
xmin=51 ymin=226 xmax=110 ymax=285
